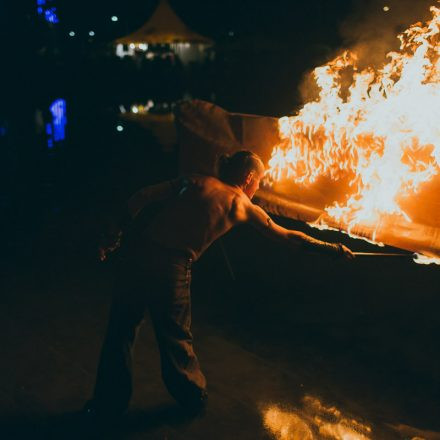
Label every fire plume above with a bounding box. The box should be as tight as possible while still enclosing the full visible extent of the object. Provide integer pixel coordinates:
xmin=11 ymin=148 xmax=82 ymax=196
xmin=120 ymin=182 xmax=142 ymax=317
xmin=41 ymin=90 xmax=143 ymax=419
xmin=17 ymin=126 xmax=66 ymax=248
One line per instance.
xmin=266 ymin=4 xmax=440 ymax=260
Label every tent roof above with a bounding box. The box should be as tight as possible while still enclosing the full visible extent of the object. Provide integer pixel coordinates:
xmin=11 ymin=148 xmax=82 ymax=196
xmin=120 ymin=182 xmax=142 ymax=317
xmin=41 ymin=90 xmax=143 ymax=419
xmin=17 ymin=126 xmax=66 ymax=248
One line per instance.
xmin=115 ymin=0 xmax=213 ymax=45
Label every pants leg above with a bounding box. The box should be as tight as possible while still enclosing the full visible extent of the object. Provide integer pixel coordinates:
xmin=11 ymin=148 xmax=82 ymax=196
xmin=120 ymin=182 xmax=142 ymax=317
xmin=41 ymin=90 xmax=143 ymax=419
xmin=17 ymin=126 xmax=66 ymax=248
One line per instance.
xmin=149 ymin=261 xmax=207 ymax=408
xmin=91 ymin=289 xmax=146 ymax=414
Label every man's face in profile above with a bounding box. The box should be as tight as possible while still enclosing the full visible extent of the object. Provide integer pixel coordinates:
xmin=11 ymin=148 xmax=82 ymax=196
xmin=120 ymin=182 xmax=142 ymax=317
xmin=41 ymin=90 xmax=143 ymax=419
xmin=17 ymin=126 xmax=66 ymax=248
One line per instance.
xmin=245 ymin=166 xmax=265 ymax=199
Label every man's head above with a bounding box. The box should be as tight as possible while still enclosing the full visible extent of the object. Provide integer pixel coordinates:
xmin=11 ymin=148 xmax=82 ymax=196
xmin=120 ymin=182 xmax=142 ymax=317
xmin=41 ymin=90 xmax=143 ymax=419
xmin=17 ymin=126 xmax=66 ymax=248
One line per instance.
xmin=217 ymin=150 xmax=265 ymax=199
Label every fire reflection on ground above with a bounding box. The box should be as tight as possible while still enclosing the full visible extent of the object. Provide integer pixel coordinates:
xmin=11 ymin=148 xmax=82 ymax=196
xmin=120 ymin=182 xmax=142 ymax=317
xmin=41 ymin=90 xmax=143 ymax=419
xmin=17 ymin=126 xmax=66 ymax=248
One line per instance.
xmin=263 ymin=395 xmax=372 ymax=440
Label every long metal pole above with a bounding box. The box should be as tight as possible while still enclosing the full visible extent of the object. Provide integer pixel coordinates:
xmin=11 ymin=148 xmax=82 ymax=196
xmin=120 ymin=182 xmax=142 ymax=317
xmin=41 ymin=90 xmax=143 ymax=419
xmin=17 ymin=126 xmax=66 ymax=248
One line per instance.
xmin=353 ymin=252 xmax=415 ymax=258
xmin=218 ymin=238 xmax=236 ymax=281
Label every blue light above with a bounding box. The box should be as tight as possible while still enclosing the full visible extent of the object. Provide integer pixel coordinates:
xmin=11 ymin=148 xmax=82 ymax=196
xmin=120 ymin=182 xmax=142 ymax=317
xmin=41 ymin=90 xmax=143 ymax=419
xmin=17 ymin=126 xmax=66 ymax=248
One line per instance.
xmin=46 ymin=99 xmax=67 ymax=148
xmin=45 ymin=8 xmax=59 ymax=24
xmin=46 ymin=123 xmax=53 ymax=148
xmin=36 ymin=1 xmax=59 ymax=24
xmin=50 ymin=99 xmax=67 ymax=142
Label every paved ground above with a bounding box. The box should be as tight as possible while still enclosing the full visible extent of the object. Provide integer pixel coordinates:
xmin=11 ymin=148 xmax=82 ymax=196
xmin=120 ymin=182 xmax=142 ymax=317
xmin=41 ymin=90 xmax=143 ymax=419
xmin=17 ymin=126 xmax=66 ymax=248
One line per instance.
xmin=1 ymin=219 xmax=440 ymax=439
xmin=0 ymin=256 xmax=306 ymax=440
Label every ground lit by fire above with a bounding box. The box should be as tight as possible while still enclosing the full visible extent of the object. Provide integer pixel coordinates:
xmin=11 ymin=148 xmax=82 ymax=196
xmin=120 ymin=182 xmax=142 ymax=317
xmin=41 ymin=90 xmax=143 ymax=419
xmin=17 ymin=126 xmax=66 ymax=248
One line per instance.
xmin=265 ymin=4 xmax=440 ymax=263
xmin=263 ymin=396 xmax=372 ymax=440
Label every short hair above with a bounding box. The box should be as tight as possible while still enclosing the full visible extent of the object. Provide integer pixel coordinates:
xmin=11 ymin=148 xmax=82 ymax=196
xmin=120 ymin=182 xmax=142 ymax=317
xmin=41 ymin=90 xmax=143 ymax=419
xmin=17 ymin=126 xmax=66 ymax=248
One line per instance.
xmin=216 ymin=150 xmax=265 ymax=185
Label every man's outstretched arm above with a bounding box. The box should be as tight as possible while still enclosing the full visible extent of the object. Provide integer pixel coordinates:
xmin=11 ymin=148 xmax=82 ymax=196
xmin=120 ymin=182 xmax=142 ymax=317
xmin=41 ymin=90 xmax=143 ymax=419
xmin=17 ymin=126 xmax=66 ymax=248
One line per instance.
xmin=243 ymin=200 xmax=354 ymax=259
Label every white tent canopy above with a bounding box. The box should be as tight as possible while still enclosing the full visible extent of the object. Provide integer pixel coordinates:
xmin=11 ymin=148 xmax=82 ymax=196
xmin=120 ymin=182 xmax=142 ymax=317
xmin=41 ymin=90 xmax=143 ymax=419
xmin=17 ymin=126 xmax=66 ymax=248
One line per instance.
xmin=115 ymin=0 xmax=213 ymax=45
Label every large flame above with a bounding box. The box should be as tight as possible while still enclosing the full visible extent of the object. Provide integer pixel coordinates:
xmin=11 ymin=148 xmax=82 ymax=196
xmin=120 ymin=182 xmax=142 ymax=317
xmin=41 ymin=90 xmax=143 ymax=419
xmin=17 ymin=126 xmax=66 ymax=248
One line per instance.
xmin=266 ymin=4 xmax=440 ymax=259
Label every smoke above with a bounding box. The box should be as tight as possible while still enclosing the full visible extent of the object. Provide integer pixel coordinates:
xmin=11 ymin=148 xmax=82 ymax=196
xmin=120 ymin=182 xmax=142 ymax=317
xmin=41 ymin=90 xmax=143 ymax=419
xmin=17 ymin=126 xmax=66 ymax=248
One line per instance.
xmin=341 ymin=0 xmax=435 ymax=68
xmin=298 ymin=0 xmax=436 ymax=104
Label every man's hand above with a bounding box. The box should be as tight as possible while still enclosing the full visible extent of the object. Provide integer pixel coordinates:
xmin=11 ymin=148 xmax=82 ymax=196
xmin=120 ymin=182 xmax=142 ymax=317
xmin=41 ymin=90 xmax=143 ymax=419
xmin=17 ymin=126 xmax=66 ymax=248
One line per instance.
xmin=98 ymin=246 xmax=114 ymax=262
xmin=338 ymin=244 xmax=355 ymax=260
xmin=98 ymin=232 xmax=122 ymax=262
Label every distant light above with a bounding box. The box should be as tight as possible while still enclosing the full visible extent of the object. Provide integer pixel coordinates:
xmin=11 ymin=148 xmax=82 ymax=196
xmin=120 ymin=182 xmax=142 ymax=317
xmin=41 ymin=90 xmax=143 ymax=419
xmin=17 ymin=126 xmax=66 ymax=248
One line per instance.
xmin=383 ymin=5 xmax=390 ymax=11
xmin=129 ymin=43 xmax=135 ymax=49
xmin=46 ymin=98 xmax=67 ymax=148
xmin=50 ymin=99 xmax=67 ymax=142
xmin=68 ymin=31 xmax=75 ymax=37
xmin=139 ymin=43 xmax=148 ymax=50
xmin=47 ymin=129 xmax=54 ymax=148
xmin=119 ymin=105 xmax=126 ymax=113
xmin=228 ymin=31 xmax=234 ymax=37
xmin=44 ymin=7 xmax=59 ymax=23
xmin=36 ymin=1 xmax=59 ymax=23
xmin=116 ymin=124 xmax=124 ymax=132
xmin=89 ymin=30 xmax=95 ymax=36
xmin=111 ymin=15 xmax=118 ymax=22
xmin=131 ymin=105 xmax=139 ymax=114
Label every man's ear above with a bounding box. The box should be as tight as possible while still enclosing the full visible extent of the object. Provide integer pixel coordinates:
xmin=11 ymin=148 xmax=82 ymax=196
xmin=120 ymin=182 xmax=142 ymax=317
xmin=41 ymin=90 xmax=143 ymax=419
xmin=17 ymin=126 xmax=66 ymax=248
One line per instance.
xmin=245 ymin=171 xmax=254 ymax=186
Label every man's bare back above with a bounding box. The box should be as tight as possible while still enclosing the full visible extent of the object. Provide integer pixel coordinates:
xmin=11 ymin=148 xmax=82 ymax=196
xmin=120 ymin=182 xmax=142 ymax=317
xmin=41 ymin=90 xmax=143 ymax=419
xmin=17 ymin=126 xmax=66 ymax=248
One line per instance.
xmin=142 ymin=175 xmax=247 ymax=260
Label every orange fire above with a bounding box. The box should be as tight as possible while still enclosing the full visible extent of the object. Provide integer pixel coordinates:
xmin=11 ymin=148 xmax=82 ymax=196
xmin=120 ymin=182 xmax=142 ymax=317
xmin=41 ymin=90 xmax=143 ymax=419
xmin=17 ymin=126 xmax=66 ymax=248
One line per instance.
xmin=266 ymin=4 xmax=440 ymax=261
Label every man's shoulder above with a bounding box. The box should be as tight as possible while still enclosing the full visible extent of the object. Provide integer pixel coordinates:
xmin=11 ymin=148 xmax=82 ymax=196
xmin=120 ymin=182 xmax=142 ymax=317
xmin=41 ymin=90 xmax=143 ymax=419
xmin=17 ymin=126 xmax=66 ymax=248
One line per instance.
xmin=192 ymin=174 xmax=232 ymax=192
xmin=183 ymin=173 xmax=217 ymax=187
xmin=229 ymin=190 xmax=257 ymax=224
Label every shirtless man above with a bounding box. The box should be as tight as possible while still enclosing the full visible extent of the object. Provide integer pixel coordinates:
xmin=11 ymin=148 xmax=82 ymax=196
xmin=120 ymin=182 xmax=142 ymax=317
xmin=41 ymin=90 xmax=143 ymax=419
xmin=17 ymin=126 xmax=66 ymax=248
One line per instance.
xmin=86 ymin=150 xmax=353 ymax=419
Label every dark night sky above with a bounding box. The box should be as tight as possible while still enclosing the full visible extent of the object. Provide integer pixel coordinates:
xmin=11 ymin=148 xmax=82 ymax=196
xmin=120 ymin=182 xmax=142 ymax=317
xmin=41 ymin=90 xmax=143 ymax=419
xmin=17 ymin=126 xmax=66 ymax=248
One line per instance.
xmin=5 ymin=1 xmax=437 ymax=55
xmin=32 ymin=0 xmax=435 ymax=43
xmin=54 ymin=0 xmax=354 ymax=41
xmin=8 ymin=0 xmax=358 ymax=47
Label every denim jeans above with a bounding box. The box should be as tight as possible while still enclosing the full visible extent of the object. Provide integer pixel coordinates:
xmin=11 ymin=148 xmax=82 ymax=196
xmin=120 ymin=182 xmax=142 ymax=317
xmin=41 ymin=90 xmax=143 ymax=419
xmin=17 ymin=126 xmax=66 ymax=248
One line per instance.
xmin=91 ymin=241 xmax=207 ymax=414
